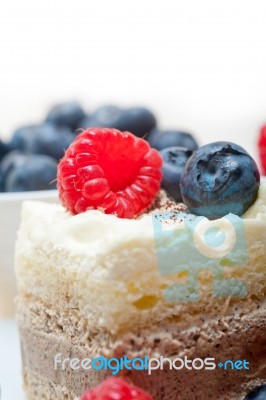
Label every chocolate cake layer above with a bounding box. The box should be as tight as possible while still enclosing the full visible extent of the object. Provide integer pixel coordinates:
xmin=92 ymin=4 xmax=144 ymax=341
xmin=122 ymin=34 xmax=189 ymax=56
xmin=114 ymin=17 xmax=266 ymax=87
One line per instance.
xmin=17 ymin=297 xmax=266 ymax=400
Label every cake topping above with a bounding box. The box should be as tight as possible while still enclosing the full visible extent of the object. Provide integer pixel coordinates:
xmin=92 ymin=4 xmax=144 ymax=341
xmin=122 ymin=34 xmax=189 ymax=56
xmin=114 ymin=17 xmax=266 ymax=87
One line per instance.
xmin=81 ymin=378 xmax=153 ymax=400
xmin=145 ymin=189 xmax=187 ymax=214
xmin=57 ymin=128 xmax=162 ymax=218
xmin=180 ymin=141 xmax=260 ymax=219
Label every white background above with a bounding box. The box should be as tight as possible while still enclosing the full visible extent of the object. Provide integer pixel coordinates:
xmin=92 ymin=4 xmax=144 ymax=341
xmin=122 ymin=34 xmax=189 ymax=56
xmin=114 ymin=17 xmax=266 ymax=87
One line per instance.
xmin=0 ymin=0 xmax=266 ymax=161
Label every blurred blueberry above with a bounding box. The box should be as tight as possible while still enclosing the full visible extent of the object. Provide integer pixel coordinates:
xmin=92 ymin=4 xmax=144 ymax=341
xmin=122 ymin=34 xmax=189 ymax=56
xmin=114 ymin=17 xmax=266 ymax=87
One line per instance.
xmin=147 ymin=129 xmax=198 ymax=151
xmin=4 ymin=154 xmax=57 ymax=192
xmin=80 ymin=105 xmax=156 ymax=137
xmin=9 ymin=123 xmax=73 ymax=160
xmin=160 ymin=147 xmax=193 ymax=201
xmin=114 ymin=107 xmax=156 ymax=136
xmin=9 ymin=124 xmax=37 ymax=151
xmin=27 ymin=124 xmax=73 ymax=160
xmin=80 ymin=105 xmax=123 ymax=129
xmin=0 ymin=151 xmax=30 ymax=183
xmin=0 ymin=172 xmax=4 ymax=192
xmin=46 ymin=101 xmax=86 ymax=131
xmin=79 ymin=116 xmax=94 ymax=129
xmin=0 ymin=138 xmax=9 ymax=161
xmin=244 ymin=384 xmax=266 ymax=399
xmin=180 ymin=141 xmax=260 ymax=218
xmin=91 ymin=105 xmax=123 ymax=127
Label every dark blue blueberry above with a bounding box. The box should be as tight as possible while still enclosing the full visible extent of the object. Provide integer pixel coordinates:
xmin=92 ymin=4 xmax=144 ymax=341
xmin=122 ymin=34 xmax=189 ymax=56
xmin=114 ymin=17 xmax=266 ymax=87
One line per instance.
xmin=26 ymin=124 xmax=73 ymax=160
xmin=147 ymin=129 xmax=198 ymax=151
xmin=180 ymin=141 xmax=260 ymax=218
xmin=244 ymin=384 xmax=266 ymax=399
xmin=46 ymin=101 xmax=86 ymax=131
xmin=4 ymin=153 xmax=57 ymax=192
xmin=80 ymin=105 xmax=123 ymax=129
xmin=0 ymin=151 xmax=30 ymax=183
xmin=0 ymin=138 xmax=9 ymax=162
xmin=0 ymin=171 xmax=4 ymax=192
xmin=79 ymin=116 xmax=90 ymax=128
xmin=9 ymin=124 xmax=37 ymax=151
xmin=9 ymin=123 xmax=73 ymax=160
xmin=160 ymin=147 xmax=193 ymax=201
xmin=79 ymin=116 xmax=94 ymax=129
xmin=114 ymin=107 xmax=156 ymax=137
xmin=80 ymin=105 xmax=156 ymax=137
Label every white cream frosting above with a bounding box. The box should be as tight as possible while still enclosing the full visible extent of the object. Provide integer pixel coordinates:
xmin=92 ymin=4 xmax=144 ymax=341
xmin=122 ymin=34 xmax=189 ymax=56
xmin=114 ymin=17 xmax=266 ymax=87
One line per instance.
xmin=15 ymin=184 xmax=266 ymax=333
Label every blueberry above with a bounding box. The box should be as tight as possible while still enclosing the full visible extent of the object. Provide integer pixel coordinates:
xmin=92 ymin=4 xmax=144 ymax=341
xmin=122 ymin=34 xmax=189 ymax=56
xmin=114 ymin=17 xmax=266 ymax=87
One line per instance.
xmin=180 ymin=141 xmax=260 ymax=218
xmin=0 ymin=171 xmax=4 ymax=192
xmin=9 ymin=123 xmax=73 ymax=160
xmin=27 ymin=124 xmax=73 ymax=160
xmin=80 ymin=105 xmax=156 ymax=137
xmin=160 ymin=147 xmax=193 ymax=201
xmin=114 ymin=107 xmax=156 ymax=137
xmin=80 ymin=105 xmax=123 ymax=129
xmin=244 ymin=384 xmax=266 ymax=399
xmin=0 ymin=151 xmax=29 ymax=183
xmin=9 ymin=125 xmax=33 ymax=151
xmin=79 ymin=116 xmax=94 ymax=129
xmin=147 ymin=129 xmax=198 ymax=151
xmin=0 ymin=139 xmax=9 ymax=161
xmin=46 ymin=101 xmax=86 ymax=131
xmin=4 ymin=153 xmax=57 ymax=192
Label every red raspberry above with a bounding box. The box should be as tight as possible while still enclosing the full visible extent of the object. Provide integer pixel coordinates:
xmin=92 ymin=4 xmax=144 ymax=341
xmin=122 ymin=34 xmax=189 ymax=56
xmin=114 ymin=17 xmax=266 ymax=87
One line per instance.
xmin=258 ymin=124 xmax=266 ymax=175
xmin=57 ymin=128 xmax=162 ymax=218
xmin=81 ymin=377 xmax=153 ymax=400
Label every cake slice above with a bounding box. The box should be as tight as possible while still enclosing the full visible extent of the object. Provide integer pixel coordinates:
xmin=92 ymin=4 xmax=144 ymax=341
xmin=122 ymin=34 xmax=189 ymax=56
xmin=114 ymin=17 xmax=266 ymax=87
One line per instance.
xmin=15 ymin=129 xmax=266 ymax=399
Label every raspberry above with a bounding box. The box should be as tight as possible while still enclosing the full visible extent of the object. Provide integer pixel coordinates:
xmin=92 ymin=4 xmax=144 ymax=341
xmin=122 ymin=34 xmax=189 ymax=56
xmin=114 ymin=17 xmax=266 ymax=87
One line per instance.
xmin=57 ymin=128 xmax=162 ymax=218
xmin=258 ymin=124 xmax=266 ymax=175
xmin=81 ymin=378 xmax=153 ymax=400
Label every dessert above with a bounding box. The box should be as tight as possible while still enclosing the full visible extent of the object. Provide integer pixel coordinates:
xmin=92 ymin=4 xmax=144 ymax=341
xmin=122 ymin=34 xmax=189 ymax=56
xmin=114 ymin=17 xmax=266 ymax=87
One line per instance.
xmin=15 ymin=129 xmax=266 ymax=400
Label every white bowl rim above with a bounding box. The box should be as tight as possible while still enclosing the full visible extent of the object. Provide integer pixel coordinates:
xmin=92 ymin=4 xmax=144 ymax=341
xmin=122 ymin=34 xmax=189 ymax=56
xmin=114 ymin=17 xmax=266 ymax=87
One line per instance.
xmin=0 ymin=189 xmax=58 ymax=202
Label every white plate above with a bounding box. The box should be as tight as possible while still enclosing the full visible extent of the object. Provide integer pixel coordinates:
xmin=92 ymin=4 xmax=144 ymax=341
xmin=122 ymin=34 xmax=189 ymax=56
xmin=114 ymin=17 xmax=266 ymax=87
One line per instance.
xmin=0 ymin=319 xmax=23 ymax=399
